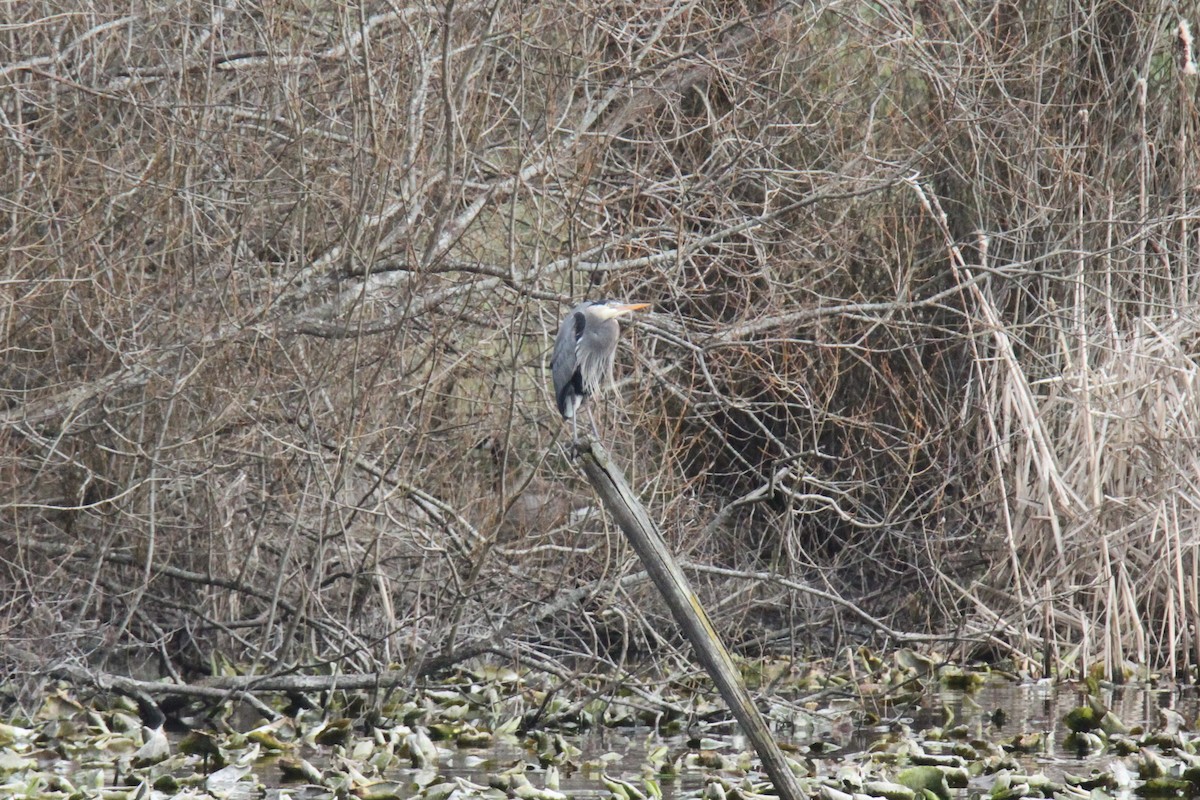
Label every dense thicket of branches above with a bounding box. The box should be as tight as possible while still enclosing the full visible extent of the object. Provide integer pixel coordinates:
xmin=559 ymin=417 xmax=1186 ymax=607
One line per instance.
xmin=3 ymin=0 xmax=1198 ymax=686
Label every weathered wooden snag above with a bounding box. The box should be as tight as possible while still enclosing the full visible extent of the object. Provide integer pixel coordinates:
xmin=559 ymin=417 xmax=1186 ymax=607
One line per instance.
xmin=576 ymin=437 xmax=804 ymax=800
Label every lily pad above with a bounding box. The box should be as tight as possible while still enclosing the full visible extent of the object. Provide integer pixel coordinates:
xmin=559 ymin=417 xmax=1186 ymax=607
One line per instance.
xmin=863 ymin=779 xmax=917 ymax=800
xmin=897 ymin=766 xmax=951 ymax=800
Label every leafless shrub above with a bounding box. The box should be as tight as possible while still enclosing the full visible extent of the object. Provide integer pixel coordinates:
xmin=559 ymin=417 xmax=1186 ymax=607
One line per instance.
xmin=1 ymin=0 xmax=1197 ymax=689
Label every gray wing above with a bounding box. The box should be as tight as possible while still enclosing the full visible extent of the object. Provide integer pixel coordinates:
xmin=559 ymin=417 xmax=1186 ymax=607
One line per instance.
xmin=551 ymin=303 xmax=588 ymax=418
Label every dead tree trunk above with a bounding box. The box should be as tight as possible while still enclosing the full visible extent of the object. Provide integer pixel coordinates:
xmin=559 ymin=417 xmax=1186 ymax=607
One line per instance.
xmin=576 ymin=438 xmax=804 ymax=800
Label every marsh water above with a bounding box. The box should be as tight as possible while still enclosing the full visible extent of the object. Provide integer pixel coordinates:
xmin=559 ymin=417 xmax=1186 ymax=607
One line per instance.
xmin=14 ymin=674 xmax=1194 ymax=799
xmin=252 ymin=677 xmax=1200 ymax=799
xmin=888 ymin=678 xmax=1198 ymax=777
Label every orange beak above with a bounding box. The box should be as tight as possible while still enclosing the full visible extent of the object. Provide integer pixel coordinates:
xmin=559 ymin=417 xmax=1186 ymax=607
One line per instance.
xmin=614 ymin=303 xmax=650 ymax=312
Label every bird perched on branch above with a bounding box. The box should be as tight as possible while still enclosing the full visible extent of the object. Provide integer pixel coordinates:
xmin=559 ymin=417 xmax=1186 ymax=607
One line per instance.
xmin=551 ymin=300 xmax=650 ymax=441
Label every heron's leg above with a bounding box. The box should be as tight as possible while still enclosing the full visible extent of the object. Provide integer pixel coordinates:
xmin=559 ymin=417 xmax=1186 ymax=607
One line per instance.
xmin=586 ymin=404 xmax=601 ymax=440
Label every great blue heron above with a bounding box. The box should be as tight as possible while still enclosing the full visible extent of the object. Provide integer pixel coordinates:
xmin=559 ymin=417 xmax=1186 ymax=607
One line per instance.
xmin=551 ymin=300 xmax=650 ymax=441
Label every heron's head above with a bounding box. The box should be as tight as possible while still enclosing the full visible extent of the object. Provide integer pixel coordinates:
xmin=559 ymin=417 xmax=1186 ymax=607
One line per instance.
xmin=590 ymin=300 xmax=650 ymax=321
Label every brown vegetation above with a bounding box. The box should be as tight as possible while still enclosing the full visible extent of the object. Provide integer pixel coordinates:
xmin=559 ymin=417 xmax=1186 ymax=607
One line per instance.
xmin=2 ymin=0 xmax=1198 ymax=688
